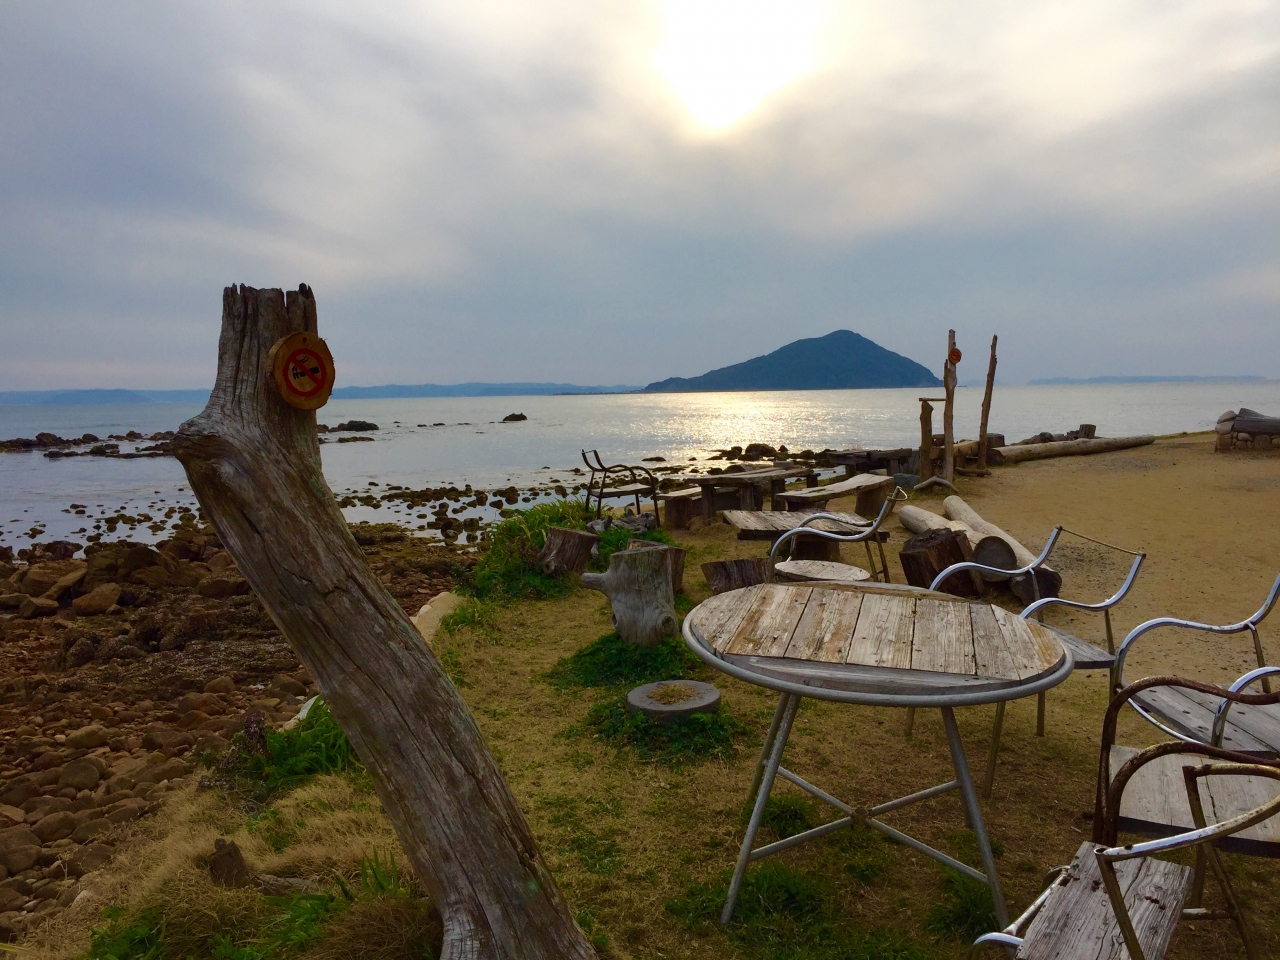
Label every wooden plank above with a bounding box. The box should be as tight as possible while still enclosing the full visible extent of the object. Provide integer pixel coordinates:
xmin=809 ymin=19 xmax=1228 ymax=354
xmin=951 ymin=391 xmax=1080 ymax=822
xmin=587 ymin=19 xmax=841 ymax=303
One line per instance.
xmin=912 ymin=598 xmax=975 ymax=676
xmin=845 ymin=593 xmax=916 ymax=670
xmin=690 ymin=587 xmax=761 ymax=654
xmin=1178 ymin=688 xmax=1280 ymax=755
xmin=1044 ymin=625 xmax=1114 ymax=671
xmin=1206 ymin=764 xmax=1280 ymax=847
xmin=1017 ymin=840 xmax=1191 ymax=960
xmin=773 ymin=559 xmax=871 ymax=583
xmin=970 ymin=604 xmax=1020 ymax=681
xmin=1130 ymin=686 xmax=1274 ymax=755
xmin=990 ymin=606 xmax=1064 ymax=680
xmin=785 ymin=589 xmax=863 ymax=662
xmin=723 ymin=584 xmax=812 ymax=657
xmin=775 ymin=474 xmax=892 ymax=504
xmin=722 ymin=510 xmax=870 ymax=535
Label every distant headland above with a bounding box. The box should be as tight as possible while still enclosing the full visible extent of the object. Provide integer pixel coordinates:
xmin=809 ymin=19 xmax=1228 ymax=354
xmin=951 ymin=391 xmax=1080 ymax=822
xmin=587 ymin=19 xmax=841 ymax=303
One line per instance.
xmin=1029 ymin=375 xmax=1269 ymax=386
xmin=643 ymin=330 xmax=941 ymax=393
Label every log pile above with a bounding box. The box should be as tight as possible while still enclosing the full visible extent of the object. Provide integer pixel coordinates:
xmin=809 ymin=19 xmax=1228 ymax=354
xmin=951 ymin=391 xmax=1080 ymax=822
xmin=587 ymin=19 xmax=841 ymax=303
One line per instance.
xmin=992 ymin=434 xmax=1153 ymax=464
xmin=1216 ymin=409 xmax=1280 ymax=452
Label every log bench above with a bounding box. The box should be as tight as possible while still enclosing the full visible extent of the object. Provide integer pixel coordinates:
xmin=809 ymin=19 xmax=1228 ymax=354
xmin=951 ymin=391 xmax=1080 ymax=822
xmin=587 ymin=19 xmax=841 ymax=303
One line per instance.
xmin=771 ymin=473 xmax=894 ymax=518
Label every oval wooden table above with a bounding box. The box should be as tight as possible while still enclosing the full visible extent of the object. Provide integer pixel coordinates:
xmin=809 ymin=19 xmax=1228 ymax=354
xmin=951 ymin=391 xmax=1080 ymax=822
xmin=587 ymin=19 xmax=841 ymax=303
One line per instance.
xmin=683 ymin=580 xmax=1074 ymax=926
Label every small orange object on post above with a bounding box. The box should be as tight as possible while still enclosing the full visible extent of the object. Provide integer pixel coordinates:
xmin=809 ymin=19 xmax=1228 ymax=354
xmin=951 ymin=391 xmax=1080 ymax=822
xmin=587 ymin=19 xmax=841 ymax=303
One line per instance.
xmin=948 ymin=346 xmax=962 ymax=365
xmin=269 ymin=331 xmax=334 ymax=410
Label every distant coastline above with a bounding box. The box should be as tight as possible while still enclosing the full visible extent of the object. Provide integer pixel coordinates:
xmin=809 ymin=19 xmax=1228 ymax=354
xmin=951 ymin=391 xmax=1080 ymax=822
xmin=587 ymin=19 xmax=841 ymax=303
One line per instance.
xmin=1028 ymin=375 xmax=1269 ymax=386
xmin=0 ymin=383 xmax=642 ymax=406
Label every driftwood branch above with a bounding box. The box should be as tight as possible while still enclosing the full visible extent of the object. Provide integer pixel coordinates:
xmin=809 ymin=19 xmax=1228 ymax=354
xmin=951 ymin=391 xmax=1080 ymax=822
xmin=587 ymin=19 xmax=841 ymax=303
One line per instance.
xmin=992 ymin=435 xmax=1154 ymax=464
xmin=172 ymin=285 xmax=592 ymax=960
xmin=977 ymin=335 xmax=997 ymax=472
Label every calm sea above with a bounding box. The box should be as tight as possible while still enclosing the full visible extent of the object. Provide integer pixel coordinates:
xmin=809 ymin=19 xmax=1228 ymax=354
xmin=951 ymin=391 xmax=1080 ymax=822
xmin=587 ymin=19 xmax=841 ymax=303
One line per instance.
xmin=2 ymin=381 xmax=1276 ymax=550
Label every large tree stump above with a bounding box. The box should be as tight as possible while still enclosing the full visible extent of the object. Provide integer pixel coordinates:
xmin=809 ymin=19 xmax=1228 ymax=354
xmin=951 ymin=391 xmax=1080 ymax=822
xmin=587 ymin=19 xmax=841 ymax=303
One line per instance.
xmin=943 ymin=495 xmax=1062 ymax=603
xmin=536 ymin=527 xmax=598 ymax=576
xmin=172 ymin=285 xmax=593 ymax=960
xmin=899 ymin=528 xmax=976 ymax=596
xmin=581 ymin=547 xmax=678 ymax=646
xmin=627 ymin=539 xmax=685 ymax=593
xmin=701 ymin=557 xmax=772 ymax=595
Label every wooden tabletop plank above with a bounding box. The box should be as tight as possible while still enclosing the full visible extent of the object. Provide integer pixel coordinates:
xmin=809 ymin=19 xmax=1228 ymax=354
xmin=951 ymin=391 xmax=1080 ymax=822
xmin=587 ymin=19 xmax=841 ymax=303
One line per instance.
xmin=786 ymin=589 xmax=863 ymax=662
xmin=990 ymin=606 xmax=1064 ymax=679
xmin=694 ymin=587 xmax=762 ymax=654
xmin=774 ymin=474 xmax=892 ymax=505
xmin=845 ymin=593 xmax=915 ymax=670
xmin=970 ymin=604 xmax=1021 ymax=682
xmin=724 ymin=584 xmax=813 ymax=657
xmin=912 ymin=598 xmax=976 ymax=676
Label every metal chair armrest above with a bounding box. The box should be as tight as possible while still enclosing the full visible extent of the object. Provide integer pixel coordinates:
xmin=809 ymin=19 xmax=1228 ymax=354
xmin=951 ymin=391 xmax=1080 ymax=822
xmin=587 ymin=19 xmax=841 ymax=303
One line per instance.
xmin=768 ymin=491 xmax=901 ymax=560
xmin=1022 ymin=552 xmax=1145 ymax=618
xmin=929 ymin=527 xmax=1062 ymax=593
xmin=1212 ymin=665 xmax=1280 ymax=746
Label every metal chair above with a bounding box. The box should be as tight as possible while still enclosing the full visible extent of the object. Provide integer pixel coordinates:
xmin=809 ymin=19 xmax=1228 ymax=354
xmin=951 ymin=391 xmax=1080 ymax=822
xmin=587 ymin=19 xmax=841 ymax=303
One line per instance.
xmin=1113 ymin=572 xmax=1280 ymax=757
xmin=971 ymin=678 xmax=1280 ymax=959
xmin=767 ymin=487 xmax=907 ymax=584
xmin=579 ymin=449 xmax=660 ymax=524
xmin=929 ymin=528 xmax=1145 ymax=793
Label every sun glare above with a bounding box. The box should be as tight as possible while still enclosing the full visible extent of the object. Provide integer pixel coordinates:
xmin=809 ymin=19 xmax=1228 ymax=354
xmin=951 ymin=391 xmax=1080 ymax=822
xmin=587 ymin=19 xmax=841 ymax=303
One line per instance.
xmin=654 ymin=0 xmax=826 ymax=133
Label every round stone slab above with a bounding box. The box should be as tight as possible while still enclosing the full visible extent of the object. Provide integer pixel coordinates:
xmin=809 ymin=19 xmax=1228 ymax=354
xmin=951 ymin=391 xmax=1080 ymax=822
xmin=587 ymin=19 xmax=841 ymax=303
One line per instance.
xmin=626 ymin=680 xmax=721 ymax=724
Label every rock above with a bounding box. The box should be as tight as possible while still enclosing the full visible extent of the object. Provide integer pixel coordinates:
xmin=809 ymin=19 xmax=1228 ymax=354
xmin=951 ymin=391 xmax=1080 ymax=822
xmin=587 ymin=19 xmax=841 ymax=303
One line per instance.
xmin=65 ymin=637 xmax=96 ymax=668
xmin=0 ymin=825 xmax=39 ymax=850
xmin=70 ymin=819 xmax=111 ymax=844
xmin=17 ymin=560 xmax=85 ymax=597
xmin=0 ymin=806 xmax=24 ymax=828
xmin=268 ymin=675 xmax=307 ymax=699
xmin=501 ymin=413 xmax=528 ymax=422
xmin=71 ymin=583 xmax=122 ymax=617
xmin=18 ymin=597 xmax=59 ymax=619
xmin=204 ymin=676 xmax=235 ymax=694
xmin=96 ymin=636 xmax=145 ymax=661
xmin=65 ymin=725 xmax=109 ymax=750
xmin=0 ymin=888 xmax=25 ymax=913
xmin=0 ymin=845 xmax=39 ymax=875
xmin=134 ymin=759 xmax=190 ymax=785
xmin=332 ymin=420 xmax=378 ymax=432
xmin=210 ymin=838 xmax=255 ymax=888
xmin=103 ymin=799 xmax=150 ymax=824
xmin=130 ymin=566 xmax=170 ymax=588
xmin=41 ymin=567 xmax=88 ymax=602
xmin=193 ymin=734 xmax=230 ymax=756
xmin=32 ymin=811 xmax=76 ymax=843
xmin=196 ymin=576 xmax=250 ymax=599
xmin=141 ymin=730 xmax=193 ymax=752
xmin=67 ymin=843 xmax=113 ymax=877
xmin=58 ymin=760 xmax=101 ymax=793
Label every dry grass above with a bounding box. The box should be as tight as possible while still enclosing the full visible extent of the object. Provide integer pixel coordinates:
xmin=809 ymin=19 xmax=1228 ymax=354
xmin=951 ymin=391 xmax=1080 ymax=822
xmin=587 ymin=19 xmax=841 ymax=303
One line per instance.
xmin=25 ymin=434 xmax=1280 ymax=958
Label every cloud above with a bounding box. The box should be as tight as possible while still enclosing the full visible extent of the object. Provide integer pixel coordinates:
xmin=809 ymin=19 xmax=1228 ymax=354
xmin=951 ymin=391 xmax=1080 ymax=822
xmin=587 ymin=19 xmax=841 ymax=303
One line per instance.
xmin=0 ymin=0 xmax=1276 ymax=388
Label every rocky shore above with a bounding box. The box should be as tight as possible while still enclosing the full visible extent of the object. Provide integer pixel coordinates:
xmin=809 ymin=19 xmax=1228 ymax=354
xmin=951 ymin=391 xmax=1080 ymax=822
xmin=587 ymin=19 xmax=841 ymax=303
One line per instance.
xmin=0 ymin=523 xmax=466 ymax=942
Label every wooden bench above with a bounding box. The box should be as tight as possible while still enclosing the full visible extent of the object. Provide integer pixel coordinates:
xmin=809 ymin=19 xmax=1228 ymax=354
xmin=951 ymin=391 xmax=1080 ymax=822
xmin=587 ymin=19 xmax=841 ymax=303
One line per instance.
xmin=771 ymin=474 xmax=894 ymax=517
xmin=657 ymin=487 xmax=703 ymax=530
xmin=773 ymin=559 xmax=871 ymax=583
xmin=723 ymin=509 xmax=891 ymax=575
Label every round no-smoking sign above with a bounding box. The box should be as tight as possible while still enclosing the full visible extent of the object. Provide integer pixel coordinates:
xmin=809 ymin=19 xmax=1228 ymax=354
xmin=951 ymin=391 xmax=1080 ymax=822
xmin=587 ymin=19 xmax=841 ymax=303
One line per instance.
xmin=270 ymin=331 xmax=334 ymax=410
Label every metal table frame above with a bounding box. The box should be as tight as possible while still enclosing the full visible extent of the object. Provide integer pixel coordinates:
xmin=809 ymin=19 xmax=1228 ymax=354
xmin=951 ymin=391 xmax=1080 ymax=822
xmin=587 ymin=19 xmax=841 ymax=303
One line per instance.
xmin=683 ymin=605 xmax=1074 ymax=927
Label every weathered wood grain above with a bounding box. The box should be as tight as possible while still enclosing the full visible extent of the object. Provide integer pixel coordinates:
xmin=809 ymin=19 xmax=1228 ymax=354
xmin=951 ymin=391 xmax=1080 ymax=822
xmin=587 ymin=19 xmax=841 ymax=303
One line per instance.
xmin=173 ymin=285 xmax=593 ymax=960
xmin=724 ymin=584 xmax=812 ymax=657
xmin=970 ymin=604 xmax=1020 ymax=681
xmin=773 ymin=559 xmax=871 ymax=583
xmin=787 ymin=589 xmax=863 ymax=662
xmin=846 ymin=593 xmax=916 ymax=670
xmin=913 ymin=598 xmax=975 ymax=676
xmin=990 ymin=606 xmax=1064 ymax=680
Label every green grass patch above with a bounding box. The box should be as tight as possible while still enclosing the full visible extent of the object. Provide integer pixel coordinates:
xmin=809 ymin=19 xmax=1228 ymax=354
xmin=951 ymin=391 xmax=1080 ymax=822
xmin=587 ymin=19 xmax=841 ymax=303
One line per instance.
xmin=577 ymin=694 xmax=743 ymax=765
xmin=85 ymin=905 xmax=166 ymax=960
xmin=457 ymin=499 xmax=594 ymax=603
xmin=209 ymin=701 xmax=359 ymax=806
xmin=545 ymin=632 xmax=699 ymax=690
xmin=757 ymin=794 xmax=816 ymax=839
xmin=587 ymin=524 xmax=676 ymax=571
xmin=668 ymin=862 xmax=937 ymax=960
xmin=923 ymin=869 xmax=998 ymax=943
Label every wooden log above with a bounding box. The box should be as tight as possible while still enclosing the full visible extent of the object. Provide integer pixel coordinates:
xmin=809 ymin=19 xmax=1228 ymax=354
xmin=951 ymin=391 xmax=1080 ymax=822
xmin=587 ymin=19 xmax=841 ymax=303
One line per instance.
xmin=978 ymin=335 xmax=997 ymax=470
xmin=943 ymin=331 xmax=958 ymax=482
xmin=1077 ymin=423 xmax=1096 ymax=439
xmin=918 ymin=399 xmax=935 ymax=482
xmin=581 ymin=547 xmax=678 ymax=646
xmin=898 ymin=505 xmax=982 ymax=552
xmin=627 ymin=539 xmax=685 ymax=593
xmin=536 ymin=527 xmax=598 ymax=576
xmin=899 ymin=528 xmax=976 ymax=596
xmin=172 ymin=285 xmax=593 ymax=959
xmin=942 ymin=495 xmax=1061 ymax=602
xmin=700 ymin=558 xmax=771 ymax=595
xmin=1234 ymin=408 xmax=1280 ymax=436
xmin=992 ymin=435 xmax=1155 ymax=464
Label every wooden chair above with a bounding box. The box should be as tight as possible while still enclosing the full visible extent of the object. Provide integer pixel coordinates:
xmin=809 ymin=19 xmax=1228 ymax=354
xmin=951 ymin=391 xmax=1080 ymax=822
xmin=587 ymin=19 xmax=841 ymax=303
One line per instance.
xmin=971 ymin=678 xmax=1280 ymax=959
xmin=928 ymin=528 xmax=1145 ymax=791
xmin=1112 ymin=572 xmax=1280 ymax=756
xmin=579 ymin=449 xmax=660 ymax=524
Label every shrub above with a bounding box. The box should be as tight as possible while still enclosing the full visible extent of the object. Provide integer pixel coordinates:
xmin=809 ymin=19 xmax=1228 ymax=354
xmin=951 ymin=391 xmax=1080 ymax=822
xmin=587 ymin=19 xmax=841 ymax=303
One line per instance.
xmin=457 ymin=499 xmax=594 ymax=603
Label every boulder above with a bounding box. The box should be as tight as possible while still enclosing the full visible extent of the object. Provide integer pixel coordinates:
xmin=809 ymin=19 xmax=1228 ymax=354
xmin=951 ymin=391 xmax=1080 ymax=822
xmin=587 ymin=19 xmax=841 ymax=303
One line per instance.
xmin=72 ymin=583 xmax=122 ymax=617
xmin=196 ymin=576 xmax=250 ymax=599
xmin=0 ymin=888 xmax=26 ymax=913
xmin=130 ymin=566 xmax=170 ymax=588
xmin=18 ymin=560 xmax=85 ymax=597
xmin=64 ymin=637 xmax=96 ymax=668
xmin=332 ymin=420 xmax=378 ymax=432
xmin=41 ymin=567 xmax=87 ymax=602
xmin=70 ymin=819 xmax=111 ymax=844
xmin=65 ymin=724 xmax=109 ymax=750
xmin=104 ymin=798 xmax=150 ymax=824
xmin=204 ymin=676 xmax=235 ymax=694
xmin=0 ymin=825 xmax=39 ymax=850
xmin=133 ymin=759 xmax=190 ymax=784
xmin=67 ymin=843 xmax=113 ymax=877
xmin=141 ymin=730 xmax=193 ymax=753
xmin=18 ymin=597 xmax=59 ymax=619
xmin=58 ymin=760 xmax=101 ymax=792
xmin=268 ymin=675 xmax=307 ymax=699
xmin=96 ymin=636 xmax=145 ymax=661
xmin=0 ymin=845 xmax=39 ymax=875
xmin=32 ymin=811 xmax=76 ymax=843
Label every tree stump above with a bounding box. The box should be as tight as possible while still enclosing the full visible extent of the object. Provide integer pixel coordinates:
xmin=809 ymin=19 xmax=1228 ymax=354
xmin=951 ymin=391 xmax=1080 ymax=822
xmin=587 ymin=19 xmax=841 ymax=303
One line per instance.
xmin=172 ymin=285 xmax=593 ymax=960
xmin=627 ymin=539 xmax=685 ymax=593
xmin=899 ymin=528 xmax=976 ymax=596
xmin=700 ymin=557 xmax=772 ymax=595
xmin=536 ymin=527 xmax=598 ymax=576
xmin=581 ymin=547 xmax=678 ymax=646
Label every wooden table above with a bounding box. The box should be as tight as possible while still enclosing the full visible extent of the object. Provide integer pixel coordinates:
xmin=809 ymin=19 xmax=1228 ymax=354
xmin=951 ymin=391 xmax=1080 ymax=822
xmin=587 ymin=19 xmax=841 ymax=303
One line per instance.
xmin=723 ymin=509 xmax=890 ymax=574
xmin=771 ymin=473 xmax=894 ymax=517
xmin=828 ymin=448 xmax=914 ymax=476
xmin=683 ymin=581 xmax=1073 ymax=926
xmin=688 ymin=466 xmax=817 ymax=520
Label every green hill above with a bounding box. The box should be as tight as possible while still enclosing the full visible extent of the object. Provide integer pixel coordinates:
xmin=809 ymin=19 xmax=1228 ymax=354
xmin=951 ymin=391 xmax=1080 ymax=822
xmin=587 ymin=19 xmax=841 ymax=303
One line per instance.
xmin=643 ymin=331 xmax=941 ymax=393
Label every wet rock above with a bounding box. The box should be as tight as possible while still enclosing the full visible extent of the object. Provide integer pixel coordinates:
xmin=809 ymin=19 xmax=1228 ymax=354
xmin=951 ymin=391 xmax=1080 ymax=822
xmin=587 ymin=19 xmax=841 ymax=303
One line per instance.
xmin=71 ymin=582 xmax=122 ymax=617
xmin=332 ymin=420 xmax=378 ymax=432
xmin=58 ymin=760 xmax=101 ymax=793
xmin=65 ymin=724 xmax=108 ymax=750
xmin=501 ymin=413 xmax=527 ymax=422
xmin=209 ymin=838 xmax=254 ymax=888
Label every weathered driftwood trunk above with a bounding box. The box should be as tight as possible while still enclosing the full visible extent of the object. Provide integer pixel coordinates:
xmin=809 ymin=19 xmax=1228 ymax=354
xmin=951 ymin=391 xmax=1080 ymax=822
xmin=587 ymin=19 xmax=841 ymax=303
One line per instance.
xmin=899 ymin=528 xmax=976 ymax=596
xmin=918 ymin=400 xmax=935 ymax=482
xmin=942 ymin=331 xmax=958 ymax=482
xmin=536 ymin=527 xmax=598 ymax=576
xmin=701 ymin=557 xmax=772 ymax=595
xmin=977 ymin=335 xmax=997 ymax=471
xmin=942 ymin=496 xmax=1061 ymax=602
xmin=173 ymin=285 xmax=593 ymax=960
xmin=898 ymin=505 xmax=1015 ymax=580
xmin=581 ymin=547 xmax=678 ymax=646
xmin=627 ymin=539 xmax=685 ymax=593
xmin=992 ymin=435 xmax=1154 ymax=464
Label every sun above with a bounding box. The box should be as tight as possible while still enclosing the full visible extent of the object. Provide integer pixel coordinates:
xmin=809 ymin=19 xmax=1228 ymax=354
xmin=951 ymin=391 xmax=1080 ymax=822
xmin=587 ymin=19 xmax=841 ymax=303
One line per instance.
xmin=653 ymin=0 xmax=827 ymax=133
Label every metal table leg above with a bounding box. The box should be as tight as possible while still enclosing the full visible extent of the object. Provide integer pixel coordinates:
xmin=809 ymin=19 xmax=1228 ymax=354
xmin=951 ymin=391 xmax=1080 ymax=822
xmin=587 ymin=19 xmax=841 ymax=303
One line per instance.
xmin=941 ymin=706 xmax=1009 ymax=927
xmin=721 ymin=692 xmax=799 ymax=925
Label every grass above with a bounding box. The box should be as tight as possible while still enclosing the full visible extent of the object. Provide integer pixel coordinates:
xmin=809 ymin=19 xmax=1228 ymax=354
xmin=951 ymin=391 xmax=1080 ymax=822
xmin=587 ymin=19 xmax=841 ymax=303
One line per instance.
xmin=455 ymin=499 xmax=594 ymax=603
xmin=587 ymin=523 xmax=676 ymax=572
xmin=210 ymin=701 xmax=358 ymax=806
xmin=577 ymin=694 xmax=744 ymax=765
xmin=545 ymin=632 xmax=699 ymax=690
xmin=923 ymin=870 xmax=999 ymax=943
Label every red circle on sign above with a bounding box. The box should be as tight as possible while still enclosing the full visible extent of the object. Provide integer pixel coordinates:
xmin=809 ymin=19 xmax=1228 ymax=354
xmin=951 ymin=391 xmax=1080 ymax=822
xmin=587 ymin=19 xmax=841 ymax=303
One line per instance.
xmin=284 ymin=349 xmax=328 ymax=398
xmin=948 ymin=347 xmax=962 ymax=365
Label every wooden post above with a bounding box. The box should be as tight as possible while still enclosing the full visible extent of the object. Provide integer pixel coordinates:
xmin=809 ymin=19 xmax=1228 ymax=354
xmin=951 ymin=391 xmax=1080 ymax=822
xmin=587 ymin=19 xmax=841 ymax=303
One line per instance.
xmin=172 ymin=286 xmax=594 ymax=960
xmin=943 ymin=331 xmax=958 ymax=483
xmin=918 ymin=400 xmax=935 ymax=482
xmin=536 ymin=527 xmax=598 ymax=576
xmin=977 ymin=335 xmax=997 ymax=472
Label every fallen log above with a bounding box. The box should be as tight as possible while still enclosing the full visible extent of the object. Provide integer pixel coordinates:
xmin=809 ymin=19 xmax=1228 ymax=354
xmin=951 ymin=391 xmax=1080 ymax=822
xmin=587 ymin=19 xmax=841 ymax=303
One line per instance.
xmin=701 ymin=558 xmax=771 ymax=595
xmin=897 ymin=506 xmax=1015 ymax=583
xmin=942 ymin=496 xmax=1061 ymax=602
xmin=536 ymin=527 xmax=598 ymax=576
xmin=582 ymin=547 xmax=678 ymax=646
xmin=992 ymin=435 xmax=1154 ymax=464
xmin=172 ymin=285 xmax=593 ymax=959
xmin=953 ymin=438 xmax=1004 ymax=465
xmin=899 ymin=528 xmax=976 ymax=597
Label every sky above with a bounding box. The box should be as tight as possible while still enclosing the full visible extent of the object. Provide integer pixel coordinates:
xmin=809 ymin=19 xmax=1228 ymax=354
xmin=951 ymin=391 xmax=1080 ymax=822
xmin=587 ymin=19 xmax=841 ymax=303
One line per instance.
xmin=0 ymin=1 xmax=1277 ymax=390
